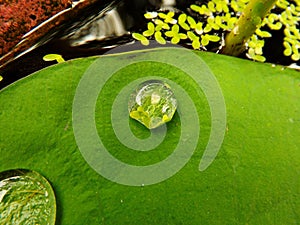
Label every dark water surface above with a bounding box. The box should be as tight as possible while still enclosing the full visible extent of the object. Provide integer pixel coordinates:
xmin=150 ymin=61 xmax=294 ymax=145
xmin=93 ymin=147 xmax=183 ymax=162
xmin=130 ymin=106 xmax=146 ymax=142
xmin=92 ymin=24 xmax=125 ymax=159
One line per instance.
xmin=0 ymin=0 xmax=296 ymax=89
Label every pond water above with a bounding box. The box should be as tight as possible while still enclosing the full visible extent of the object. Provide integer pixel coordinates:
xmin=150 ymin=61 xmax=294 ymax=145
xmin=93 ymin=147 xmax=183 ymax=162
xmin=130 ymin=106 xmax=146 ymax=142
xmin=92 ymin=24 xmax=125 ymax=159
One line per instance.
xmin=0 ymin=0 xmax=298 ymax=89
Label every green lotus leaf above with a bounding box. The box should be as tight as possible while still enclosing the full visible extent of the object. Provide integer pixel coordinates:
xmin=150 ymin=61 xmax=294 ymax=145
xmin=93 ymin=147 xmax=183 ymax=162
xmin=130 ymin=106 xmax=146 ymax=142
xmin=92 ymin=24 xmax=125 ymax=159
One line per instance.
xmin=1 ymin=48 xmax=299 ymax=224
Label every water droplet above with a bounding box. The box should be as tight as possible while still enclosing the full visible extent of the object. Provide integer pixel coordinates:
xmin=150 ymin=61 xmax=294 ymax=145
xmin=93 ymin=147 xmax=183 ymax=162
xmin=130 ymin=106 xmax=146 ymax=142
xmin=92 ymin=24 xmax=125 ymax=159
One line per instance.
xmin=0 ymin=169 xmax=56 ymax=224
xmin=128 ymin=80 xmax=177 ymax=129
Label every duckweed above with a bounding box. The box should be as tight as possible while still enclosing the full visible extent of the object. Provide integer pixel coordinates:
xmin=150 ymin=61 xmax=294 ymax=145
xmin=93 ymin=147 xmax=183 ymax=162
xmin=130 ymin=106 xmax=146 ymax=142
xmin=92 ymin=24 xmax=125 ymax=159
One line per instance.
xmin=43 ymin=54 xmax=65 ymax=63
xmin=133 ymin=0 xmax=300 ymax=63
xmin=132 ymin=33 xmax=149 ymax=45
xmin=165 ymin=24 xmax=187 ymax=44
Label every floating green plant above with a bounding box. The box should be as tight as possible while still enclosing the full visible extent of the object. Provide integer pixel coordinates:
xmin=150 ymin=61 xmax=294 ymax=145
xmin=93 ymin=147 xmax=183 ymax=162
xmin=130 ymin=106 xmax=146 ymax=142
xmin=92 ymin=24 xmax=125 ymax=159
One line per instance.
xmin=132 ymin=0 xmax=300 ymax=63
xmin=132 ymin=33 xmax=150 ymax=45
xmin=158 ymin=11 xmax=176 ymax=24
xmin=43 ymin=54 xmax=65 ymax=63
xmin=165 ymin=24 xmax=187 ymax=44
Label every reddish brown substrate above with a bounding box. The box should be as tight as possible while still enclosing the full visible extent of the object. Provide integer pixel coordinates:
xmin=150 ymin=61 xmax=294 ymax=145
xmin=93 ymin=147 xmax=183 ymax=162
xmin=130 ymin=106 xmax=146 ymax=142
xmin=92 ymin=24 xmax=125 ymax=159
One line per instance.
xmin=0 ymin=0 xmax=71 ymax=56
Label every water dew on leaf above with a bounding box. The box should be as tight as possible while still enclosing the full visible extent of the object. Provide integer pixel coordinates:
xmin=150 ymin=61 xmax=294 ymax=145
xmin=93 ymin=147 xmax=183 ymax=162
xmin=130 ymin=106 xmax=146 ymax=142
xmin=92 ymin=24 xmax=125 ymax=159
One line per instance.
xmin=128 ymin=80 xmax=177 ymax=129
xmin=0 ymin=169 xmax=56 ymax=225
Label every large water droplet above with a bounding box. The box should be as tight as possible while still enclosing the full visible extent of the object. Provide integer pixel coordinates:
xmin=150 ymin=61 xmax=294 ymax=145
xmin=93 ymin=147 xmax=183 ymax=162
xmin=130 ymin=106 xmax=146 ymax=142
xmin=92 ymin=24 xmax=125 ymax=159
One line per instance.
xmin=128 ymin=80 xmax=177 ymax=129
xmin=0 ymin=169 xmax=56 ymax=224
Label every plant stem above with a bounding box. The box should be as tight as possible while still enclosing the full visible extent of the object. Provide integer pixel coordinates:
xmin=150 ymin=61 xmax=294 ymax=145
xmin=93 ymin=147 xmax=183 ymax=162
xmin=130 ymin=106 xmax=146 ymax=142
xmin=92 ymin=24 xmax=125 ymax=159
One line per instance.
xmin=221 ymin=0 xmax=277 ymax=56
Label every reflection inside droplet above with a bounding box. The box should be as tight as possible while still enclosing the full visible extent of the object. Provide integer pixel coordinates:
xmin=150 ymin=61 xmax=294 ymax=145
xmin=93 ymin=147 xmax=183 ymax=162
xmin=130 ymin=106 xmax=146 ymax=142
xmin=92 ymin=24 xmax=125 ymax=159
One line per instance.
xmin=128 ymin=80 xmax=177 ymax=129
